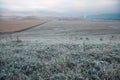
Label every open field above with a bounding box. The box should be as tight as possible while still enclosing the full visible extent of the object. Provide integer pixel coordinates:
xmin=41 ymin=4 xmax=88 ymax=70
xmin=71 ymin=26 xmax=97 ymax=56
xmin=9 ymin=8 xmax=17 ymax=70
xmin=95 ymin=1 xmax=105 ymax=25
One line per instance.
xmin=0 ymin=19 xmax=120 ymax=43
xmin=0 ymin=19 xmax=47 ymax=33
xmin=0 ymin=19 xmax=120 ymax=80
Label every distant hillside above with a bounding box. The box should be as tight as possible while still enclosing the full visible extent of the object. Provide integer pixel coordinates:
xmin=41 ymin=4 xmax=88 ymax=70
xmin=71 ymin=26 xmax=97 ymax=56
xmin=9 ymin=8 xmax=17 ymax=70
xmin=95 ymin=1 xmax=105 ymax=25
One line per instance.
xmin=1 ymin=8 xmax=120 ymax=20
xmin=88 ymin=13 xmax=120 ymax=20
xmin=0 ymin=9 xmax=63 ymax=17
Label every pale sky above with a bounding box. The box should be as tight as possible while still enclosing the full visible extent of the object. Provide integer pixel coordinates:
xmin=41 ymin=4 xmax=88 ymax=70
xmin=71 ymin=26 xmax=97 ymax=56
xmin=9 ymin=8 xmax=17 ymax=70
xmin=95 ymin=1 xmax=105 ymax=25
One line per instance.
xmin=0 ymin=0 xmax=120 ymax=16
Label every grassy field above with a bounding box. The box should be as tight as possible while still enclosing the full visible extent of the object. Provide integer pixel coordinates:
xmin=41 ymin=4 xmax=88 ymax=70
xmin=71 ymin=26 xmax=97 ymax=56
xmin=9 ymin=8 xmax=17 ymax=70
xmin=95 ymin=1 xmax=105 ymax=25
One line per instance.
xmin=0 ymin=19 xmax=47 ymax=33
xmin=0 ymin=19 xmax=120 ymax=80
xmin=0 ymin=41 xmax=120 ymax=80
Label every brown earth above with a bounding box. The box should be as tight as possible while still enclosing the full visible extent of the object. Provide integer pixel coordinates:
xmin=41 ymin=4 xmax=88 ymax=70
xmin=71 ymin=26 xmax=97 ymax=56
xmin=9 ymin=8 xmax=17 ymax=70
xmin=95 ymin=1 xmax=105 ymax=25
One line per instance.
xmin=0 ymin=19 xmax=47 ymax=33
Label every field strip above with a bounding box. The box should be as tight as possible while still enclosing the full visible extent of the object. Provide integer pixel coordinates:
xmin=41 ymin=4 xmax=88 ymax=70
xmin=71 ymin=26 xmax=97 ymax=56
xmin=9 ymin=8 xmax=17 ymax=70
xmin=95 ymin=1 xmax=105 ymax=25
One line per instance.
xmin=0 ymin=21 xmax=48 ymax=34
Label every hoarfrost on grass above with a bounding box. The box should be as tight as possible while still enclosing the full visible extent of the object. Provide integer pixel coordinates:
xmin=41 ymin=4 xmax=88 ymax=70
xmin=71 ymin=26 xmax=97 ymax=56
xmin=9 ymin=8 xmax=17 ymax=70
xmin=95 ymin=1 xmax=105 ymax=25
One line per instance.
xmin=0 ymin=41 xmax=120 ymax=80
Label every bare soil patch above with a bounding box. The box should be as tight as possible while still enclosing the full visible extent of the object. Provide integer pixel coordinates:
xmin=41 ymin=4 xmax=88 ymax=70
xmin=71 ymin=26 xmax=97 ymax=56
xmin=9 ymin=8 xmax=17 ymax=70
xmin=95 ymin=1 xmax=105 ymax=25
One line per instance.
xmin=0 ymin=19 xmax=47 ymax=33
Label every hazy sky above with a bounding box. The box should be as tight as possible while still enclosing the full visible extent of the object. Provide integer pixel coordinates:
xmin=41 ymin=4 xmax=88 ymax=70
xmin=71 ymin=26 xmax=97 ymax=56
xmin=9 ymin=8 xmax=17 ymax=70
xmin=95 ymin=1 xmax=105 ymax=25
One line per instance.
xmin=0 ymin=0 xmax=120 ymax=16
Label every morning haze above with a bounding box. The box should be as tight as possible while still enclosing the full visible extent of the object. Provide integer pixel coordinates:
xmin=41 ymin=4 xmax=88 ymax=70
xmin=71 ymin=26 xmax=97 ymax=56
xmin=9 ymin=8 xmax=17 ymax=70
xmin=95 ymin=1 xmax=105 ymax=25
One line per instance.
xmin=0 ymin=0 xmax=120 ymax=18
xmin=0 ymin=0 xmax=120 ymax=80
